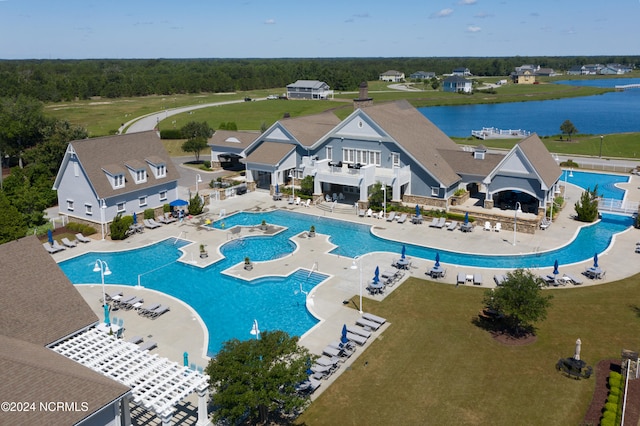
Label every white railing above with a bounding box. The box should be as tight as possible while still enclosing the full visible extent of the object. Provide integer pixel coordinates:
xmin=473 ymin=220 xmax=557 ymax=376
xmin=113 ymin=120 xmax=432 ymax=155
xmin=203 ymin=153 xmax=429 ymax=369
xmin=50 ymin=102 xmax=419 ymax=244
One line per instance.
xmin=598 ymin=198 xmax=639 ymax=214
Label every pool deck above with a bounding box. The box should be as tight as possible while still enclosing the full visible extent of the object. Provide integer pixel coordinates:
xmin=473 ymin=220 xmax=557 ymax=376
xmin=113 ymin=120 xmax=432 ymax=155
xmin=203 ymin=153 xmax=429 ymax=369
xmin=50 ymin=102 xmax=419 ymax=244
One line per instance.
xmin=61 ymin=171 xmax=640 ymax=407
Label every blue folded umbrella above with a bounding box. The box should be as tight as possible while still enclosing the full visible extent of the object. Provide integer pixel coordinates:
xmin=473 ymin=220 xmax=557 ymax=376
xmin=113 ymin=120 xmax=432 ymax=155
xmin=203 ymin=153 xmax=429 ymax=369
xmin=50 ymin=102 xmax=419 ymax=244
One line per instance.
xmin=435 ymin=252 xmax=440 ymax=268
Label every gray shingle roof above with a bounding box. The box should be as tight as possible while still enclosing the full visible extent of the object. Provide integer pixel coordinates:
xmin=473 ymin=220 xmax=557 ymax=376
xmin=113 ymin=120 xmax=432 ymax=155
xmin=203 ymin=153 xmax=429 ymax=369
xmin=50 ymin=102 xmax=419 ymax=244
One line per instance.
xmin=208 ymin=130 xmax=259 ymax=150
xmin=243 ymin=142 xmax=296 ymax=166
xmin=68 ymin=131 xmax=177 ymax=199
xmin=438 ymin=149 xmax=504 ymax=178
xmin=517 ymin=133 xmax=562 ymax=188
xmin=279 ymin=111 xmax=341 ymax=147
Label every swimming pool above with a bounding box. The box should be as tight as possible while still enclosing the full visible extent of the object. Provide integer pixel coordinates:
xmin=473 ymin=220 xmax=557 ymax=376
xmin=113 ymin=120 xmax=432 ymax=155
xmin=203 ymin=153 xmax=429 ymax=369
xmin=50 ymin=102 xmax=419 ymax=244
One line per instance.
xmin=60 ymin=238 xmax=326 ymax=356
xmin=563 ymin=170 xmax=628 ymax=200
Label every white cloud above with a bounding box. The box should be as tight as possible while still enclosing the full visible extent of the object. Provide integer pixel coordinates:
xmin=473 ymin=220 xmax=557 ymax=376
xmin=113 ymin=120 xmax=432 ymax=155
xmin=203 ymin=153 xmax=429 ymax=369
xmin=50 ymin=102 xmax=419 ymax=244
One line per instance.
xmin=474 ymin=11 xmax=493 ymax=18
xmin=431 ymin=8 xmax=454 ymax=18
xmin=466 ymin=25 xmax=482 ymax=32
xmin=459 ymin=0 xmax=477 ymax=4
xmin=264 ymin=18 xmax=276 ymax=25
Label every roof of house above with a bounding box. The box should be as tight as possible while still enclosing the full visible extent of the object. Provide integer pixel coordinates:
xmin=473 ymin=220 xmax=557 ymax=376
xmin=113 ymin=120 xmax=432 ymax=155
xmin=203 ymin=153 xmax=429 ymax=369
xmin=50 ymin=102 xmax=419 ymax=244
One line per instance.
xmin=0 ymin=236 xmax=130 ymax=424
xmin=243 ymin=141 xmax=296 ymax=167
xmin=279 ymin=111 xmax=341 ymax=147
xmin=208 ymin=130 xmax=259 ymax=150
xmin=0 ymin=236 xmax=99 ymax=346
xmin=443 ymin=75 xmax=471 ymax=84
xmin=437 ymin=149 xmax=504 ymax=178
xmin=56 ymin=131 xmax=177 ymax=199
xmin=286 ymin=80 xmax=329 ymax=89
xmin=361 ymin=100 xmax=461 ymax=187
xmin=380 ymin=70 xmax=403 ymax=76
xmin=516 ymin=133 xmax=563 ymax=188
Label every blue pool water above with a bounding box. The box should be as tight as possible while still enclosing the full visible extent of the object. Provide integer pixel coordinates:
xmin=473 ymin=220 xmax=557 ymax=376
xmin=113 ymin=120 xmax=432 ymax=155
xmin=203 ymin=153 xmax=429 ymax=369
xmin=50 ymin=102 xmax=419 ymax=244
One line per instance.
xmin=564 ymin=170 xmax=628 ymax=200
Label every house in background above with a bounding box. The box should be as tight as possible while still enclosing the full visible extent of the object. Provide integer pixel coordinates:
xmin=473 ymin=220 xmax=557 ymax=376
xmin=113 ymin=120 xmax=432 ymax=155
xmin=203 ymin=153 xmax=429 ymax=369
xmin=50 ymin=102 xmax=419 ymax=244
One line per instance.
xmin=409 ymin=71 xmax=436 ymax=80
xmin=208 ymin=129 xmax=259 ymax=170
xmin=379 ymin=70 xmax=405 ymax=82
xmin=53 ymin=131 xmax=178 ymax=236
xmin=443 ymin=75 xmax=472 ymax=93
xmin=512 ymin=69 xmax=536 ymax=84
xmin=286 ymin=80 xmax=333 ymax=99
xmin=452 ymin=67 xmax=472 ymax=76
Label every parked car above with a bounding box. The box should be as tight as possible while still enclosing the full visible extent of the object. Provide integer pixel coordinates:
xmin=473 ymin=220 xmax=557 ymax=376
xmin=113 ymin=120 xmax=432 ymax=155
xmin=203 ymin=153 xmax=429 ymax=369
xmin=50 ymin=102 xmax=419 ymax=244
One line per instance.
xmin=266 ymin=95 xmax=278 ymax=100
xmin=244 ymin=97 xmax=252 ymax=102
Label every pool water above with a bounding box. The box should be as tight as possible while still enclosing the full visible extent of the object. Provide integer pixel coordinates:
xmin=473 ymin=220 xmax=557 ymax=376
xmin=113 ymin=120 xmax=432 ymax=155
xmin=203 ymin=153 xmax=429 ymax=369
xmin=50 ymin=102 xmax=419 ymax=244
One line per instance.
xmin=563 ymin=170 xmax=628 ymax=200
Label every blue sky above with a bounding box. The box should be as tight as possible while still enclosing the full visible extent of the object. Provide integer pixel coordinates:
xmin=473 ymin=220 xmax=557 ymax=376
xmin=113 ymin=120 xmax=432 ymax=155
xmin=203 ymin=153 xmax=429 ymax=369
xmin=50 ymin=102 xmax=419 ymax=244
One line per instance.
xmin=1 ymin=0 xmax=638 ymax=59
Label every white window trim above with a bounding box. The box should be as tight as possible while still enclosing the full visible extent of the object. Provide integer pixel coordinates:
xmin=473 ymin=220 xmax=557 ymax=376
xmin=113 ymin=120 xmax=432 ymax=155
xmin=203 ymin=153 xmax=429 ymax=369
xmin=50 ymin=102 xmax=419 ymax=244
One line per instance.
xmin=326 ymin=146 xmax=333 ymax=161
xmin=114 ymin=174 xmax=125 ymax=188
xmin=85 ymin=203 xmax=93 ymax=215
xmin=431 ymin=187 xmax=439 ymax=197
xmin=159 ymin=190 xmax=167 ymax=201
xmin=66 ymin=199 xmax=74 ymax=211
xmin=139 ymin=196 xmax=147 ymax=207
xmin=116 ymin=202 xmax=126 ymax=213
xmin=391 ymin=152 xmax=400 ymax=167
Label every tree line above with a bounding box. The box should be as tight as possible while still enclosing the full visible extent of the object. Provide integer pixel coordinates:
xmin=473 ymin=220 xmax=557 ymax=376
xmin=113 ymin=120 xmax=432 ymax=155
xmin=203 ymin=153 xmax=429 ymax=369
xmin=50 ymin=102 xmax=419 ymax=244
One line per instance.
xmin=0 ymin=56 xmax=637 ymax=102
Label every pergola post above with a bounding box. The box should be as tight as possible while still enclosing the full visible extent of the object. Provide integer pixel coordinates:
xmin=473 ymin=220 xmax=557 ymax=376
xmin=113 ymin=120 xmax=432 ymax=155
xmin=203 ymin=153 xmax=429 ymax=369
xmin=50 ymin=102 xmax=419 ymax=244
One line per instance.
xmin=120 ymin=394 xmax=132 ymax=426
xmin=161 ymin=410 xmax=174 ymax=426
xmin=196 ymin=384 xmax=211 ymax=426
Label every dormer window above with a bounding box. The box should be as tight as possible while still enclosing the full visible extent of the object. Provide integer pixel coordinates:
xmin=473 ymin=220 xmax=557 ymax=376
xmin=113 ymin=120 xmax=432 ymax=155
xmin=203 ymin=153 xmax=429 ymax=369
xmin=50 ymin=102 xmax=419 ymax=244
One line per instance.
xmin=125 ymin=160 xmax=147 ymax=184
xmin=103 ymin=164 xmax=126 ymax=189
xmin=145 ymin=156 xmax=167 ymax=179
xmin=474 ymin=145 xmax=487 ymax=160
xmin=114 ymin=174 xmax=125 ymax=188
xmin=135 ymin=169 xmax=147 ymax=183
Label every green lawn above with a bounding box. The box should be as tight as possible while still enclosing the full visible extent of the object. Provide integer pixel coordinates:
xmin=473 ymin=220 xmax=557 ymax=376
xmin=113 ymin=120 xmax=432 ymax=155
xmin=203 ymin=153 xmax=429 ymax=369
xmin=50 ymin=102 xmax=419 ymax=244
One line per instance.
xmin=297 ymin=276 xmax=640 ymax=425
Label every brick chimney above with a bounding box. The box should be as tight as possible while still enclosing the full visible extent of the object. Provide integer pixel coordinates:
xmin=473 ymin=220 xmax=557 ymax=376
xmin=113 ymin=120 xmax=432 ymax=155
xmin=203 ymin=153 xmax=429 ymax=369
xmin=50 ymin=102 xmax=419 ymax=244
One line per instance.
xmin=353 ymin=81 xmax=373 ymax=109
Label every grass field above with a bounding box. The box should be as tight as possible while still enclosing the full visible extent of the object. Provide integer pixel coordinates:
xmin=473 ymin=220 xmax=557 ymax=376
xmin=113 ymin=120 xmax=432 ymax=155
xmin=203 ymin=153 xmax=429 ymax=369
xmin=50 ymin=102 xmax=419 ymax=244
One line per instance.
xmin=296 ymin=276 xmax=640 ymax=425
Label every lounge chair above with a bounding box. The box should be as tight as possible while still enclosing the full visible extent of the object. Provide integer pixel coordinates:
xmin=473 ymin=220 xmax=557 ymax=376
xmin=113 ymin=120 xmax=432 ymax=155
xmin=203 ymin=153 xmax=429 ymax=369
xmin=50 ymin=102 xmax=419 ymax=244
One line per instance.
xmin=434 ymin=217 xmax=446 ymax=228
xmin=358 ymin=209 xmax=366 ymax=217
xmin=310 ymin=363 xmax=334 ymax=379
xmin=493 ymin=274 xmax=506 ymax=286
xmin=288 ymin=196 xmax=294 ymax=204
xmin=51 ymin=240 xmax=67 ymax=251
xmin=105 ymin=291 xmax=123 ymax=302
xmin=328 ymin=340 xmax=356 ymax=356
xmin=346 ymin=325 xmax=371 ymax=339
xmin=43 ymin=242 xmax=59 ymax=254
xmin=473 ymin=274 xmax=483 ymax=285
xmin=147 ymin=305 xmax=170 ymax=319
xmin=315 ymin=355 xmax=340 ymax=367
xmin=447 ymin=220 xmax=458 ymax=231
xmin=323 ymin=345 xmax=342 ymax=358
xmin=428 ymin=217 xmax=439 ymax=227
xmin=114 ymin=295 xmax=135 ymax=308
xmin=484 ymin=221 xmax=492 ymax=231
xmin=412 ymin=215 xmax=423 ymax=224
xmin=143 ymin=219 xmax=160 ymax=229
xmin=385 ymin=211 xmax=396 ymax=222
xmin=366 ymin=208 xmax=372 ymax=217
xmin=346 ymin=332 xmax=367 ymax=346
xmin=304 ymin=199 xmax=311 ymax=208
xmin=457 ymin=272 xmax=466 ymax=285
xmin=397 ymin=213 xmax=407 ymax=224
xmin=75 ymin=233 xmax=91 ymax=243
xmin=494 ymin=222 xmax=502 ymax=232
xmin=362 ymin=313 xmax=387 ymax=324
xmin=138 ymin=340 xmax=158 ymax=352
xmin=137 ymin=303 xmax=160 ymax=316
xmin=164 ymin=212 xmax=177 ymax=223
xmin=156 ymin=215 xmax=169 ymax=224
xmin=295 ymin=196 xmax=301 ymax=205
xmin=562 ymin=273 xmax=582 ymax=285
xmin=356 ymin=317 xmax=381 ymax=331
xmin=127 ymin=335 xmax=144 ymax=344
xmin=61 ymin=237 xmax=77 ymax=248
xmin=148 ymin=218 xmax=163 ymax=227
xmin=120 ymin=296 xmax=143 ymax=310
xmin=540 ymin=218 xmax=551 ymax=230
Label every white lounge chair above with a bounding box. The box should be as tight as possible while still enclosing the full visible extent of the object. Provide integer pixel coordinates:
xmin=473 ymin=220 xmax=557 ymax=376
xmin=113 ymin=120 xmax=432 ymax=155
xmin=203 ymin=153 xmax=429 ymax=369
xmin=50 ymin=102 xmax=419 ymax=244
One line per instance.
xmin=494 ymin=222 xmax=502 ymax=232
xmin=147 ymin=305 xmax=170 ymax=319
xmin=75 ymin=233 xmax=91 ymax=243
xmin=386 ymin=212 xmax=397 ymax=222
xmin=457 ymin=272 xmax=466 ymax=285
xmin=322 ymin=345 xmax=342 ymax=358
xmin=355 ymin=317 xmax=381 ymax=331
xmin=563 ymin=274 xmax=583 ymax=285
xmin=358 ymin=209 xmax=366 ymax=217
xmin=540 ymin=218 xmax=551 ymax=230
xmin=127 ymin=335 xmax=144 ymax=344
xmin=484 ymin=221 xmax=492 ymax=231
xmin=316 ymin=355 xmax=340 ymax=367
xmin=447 ymin=220 xmax=458 ymax=231
xmin=362 ymin=313 xmax=387 ymax=324
xmin=43 ymin=242 xmax=59 ymax=254
xmin=61 ymin=237 xmax=77 ymax=248
xmin=346 ymin=325 xmax=371 ymax=338
xmin=397 ymin=213 xmax=407 ymax=224
xmin=156 ymin=215 xmax=169 ymax=224
xmin=138 ymin=340 xmax=157 ymax=352
xmin=435 ymin=217 xmax=446 ymax=228
xmin=304 ymin=199 xmax=311 ymax=208
xmin=473 ymin=274 xmax=483 ymax=285
xmin=51 ymin=240 xmax=66 ymax=251
xmin=149 ymin=218 xmax=163 ymax=227
xmin=143 ymin=219 xmax=160 ymax=229
xmin=366 ymin=208 xmax=372 ymax=217
xmin=493 ymin=274 xmax=506 ymax=286
xmin=428 ymin=217 xmax=439 ymax=227
xmin=346 ymin=332 xmax=367 ymax=346
xmin=137 ymin=303 xmax=160 ymax=316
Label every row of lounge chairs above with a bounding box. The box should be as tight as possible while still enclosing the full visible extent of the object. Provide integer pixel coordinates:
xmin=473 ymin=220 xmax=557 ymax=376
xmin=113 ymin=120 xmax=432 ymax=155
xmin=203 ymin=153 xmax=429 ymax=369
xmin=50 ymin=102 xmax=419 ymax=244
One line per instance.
xmin=484 ymin=222 xmax=502 ymax=232
xmin=287 ymin=196 xmax=311 ymax=207
xmin=43 ymin=233 xmax=92 ymax=253
xmin=456 ymin=272 xmax=483 ymax=286
xmin=138 ymin=303 xmax=170 ymax=319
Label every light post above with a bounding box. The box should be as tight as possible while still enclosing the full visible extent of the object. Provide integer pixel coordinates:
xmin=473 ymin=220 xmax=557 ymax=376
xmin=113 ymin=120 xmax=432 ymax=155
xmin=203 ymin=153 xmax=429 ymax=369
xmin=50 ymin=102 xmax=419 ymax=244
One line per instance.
xmin=100 ymin=199 xmax=107 ymax=241
xmin=195 ymin=174 xmax=202 ymax=194
xmin=382 ymin=185 xmax=387 ymax=219
xmin=599 ymin=135 xmax=603 ymax=158
xmin=350 ymin=257 xmax=364 ymax=314
xmin=512 ymin=202 xmax=522 ymax=246
xmin=93 ymin=259 xmax=112 ymax=324
xmin=288 ymin=171 xmax=295 ymax=199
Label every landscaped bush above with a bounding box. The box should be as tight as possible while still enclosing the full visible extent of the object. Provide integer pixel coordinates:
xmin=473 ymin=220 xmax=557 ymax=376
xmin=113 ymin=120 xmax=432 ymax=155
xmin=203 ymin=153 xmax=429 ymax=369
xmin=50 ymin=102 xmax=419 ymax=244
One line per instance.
xmin=606 ymin=393 xmax=619 ymax=405
xmin=163 ymin=204 xmax=171 ymax=213
xmin=110 ymin=214 xmax=132 ymax=240
xmin=66 ymin=221 xmax=97 ymax=236
xmin=143 ymin=209 xmax=155 ymax=219
xmin=559 ymin=159 xmax=580 ymax=168
xmin=159 ymin=129 xmax=183 ymax=139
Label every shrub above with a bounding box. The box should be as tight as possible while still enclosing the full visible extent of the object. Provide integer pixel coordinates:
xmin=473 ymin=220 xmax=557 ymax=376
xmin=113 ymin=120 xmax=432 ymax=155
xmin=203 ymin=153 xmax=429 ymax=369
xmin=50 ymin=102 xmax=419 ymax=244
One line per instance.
xmin=604 ymin=402 xmax=618 ymax=413
xmin=606 ymin=393 xmax=619 ymax=406
xmin=559 ymin=159 xmax=580 ymax=168
xmin=609 ymin=385 xmax=621 ymax=396
xmin=188 ymin=193 xmax=204 ymax=216
xmin=159 ymin=129 xmax=184 ymax=139
xmin=144 ymin=209 xmax=155 ymax=220
xmin=454 ymin=188 xmax=466 ymax=196
xmin=66 ymin=221 xmax=97 ymax=236
xmin=203 ymin=160 xmax=211 ymax=169
xmin=110 ymin=214 xmax=132 ymax=240
xmin=163 ymin=204 xmax=171 ymax=213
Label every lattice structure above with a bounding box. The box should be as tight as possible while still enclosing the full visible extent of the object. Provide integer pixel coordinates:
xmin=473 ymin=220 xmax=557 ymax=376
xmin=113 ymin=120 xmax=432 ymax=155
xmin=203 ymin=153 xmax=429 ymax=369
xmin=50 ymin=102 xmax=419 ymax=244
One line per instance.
xmin=50 ymin=328 xmax=209 ymax=422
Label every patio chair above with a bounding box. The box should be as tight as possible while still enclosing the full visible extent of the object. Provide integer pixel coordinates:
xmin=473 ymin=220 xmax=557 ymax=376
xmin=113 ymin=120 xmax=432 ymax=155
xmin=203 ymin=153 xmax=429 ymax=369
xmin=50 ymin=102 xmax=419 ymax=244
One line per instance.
xmin=447 ymin=220 xmax=458 ymax=231
xmin=493 ymin=274 xmax=506 ymax=286
xmin=304 ymin=199 xmax=311 ymax=208
xmin=310 ymin=363 xmax=334 ymax=379
xmin=137 ymin=303 xmax=160 ymax=316
xmin=397 ymin=213 xmax=407 ymax=224
xmin=473 ymin=274 xmax=483 ymax=285
xmin=386 ymin=211 xmax=396 ymax=222
xmin=61 ymin=237 xmax=77 ymax=248
xmin=346 ymin=332 xmax=367 ymax=346
xmin=295 ymin=196 xmax=301 ymax=205
xmin=120 ymin=296 xmax=143 ymax=310
xmin=540 ymin=218 xmax=551 ymax=230
xmin=428 ymin=217 xmax=439 ymax=227
xmin=484 ymin=221 xmax=492 ymax=231
xmin=315 ymin=355 xmax=341 ymax=367
xmin=75 ymin=233 xmax=91 ymax=243
xmin=114 ymin=295 xmax=135 ymax=308
xmin=358 ymin=209 xmax=366 ymax=217
xmin=148 ymin=218 xmax=163 ymax=227
xmin=322 ymin=345 xmax=342 ymax=359
xmin=156 ymin=215 xmax=169 ymax=224
xmin=143 ymin=219 xmax=160 ymax=229
xmin=494 ymin=222 xmax=502 ymax=232
xmin=346 ymin=325 xmax=372 ymax=339
xmin=362 ymin=313 xmax=387 ymax=324
xmin=164 ymin=212 xmax=177 ymax=223
xmin=329 ymin=340 xmax=356 ymax=354
xmin=147 ymin=305 xmax=170 ymax=319
xmin=366 ymin=208 xmax=372 ymax=217
xmin=51 ymin=240 xmax=67 ymax=251
xmin=435 ymin=217 xmax=446 ymax=228
xmin=138 ymin=340 xmax=158 ymax=352
xmin=457 ymin=272 xmax=466 ymax=285
xmin=43 ymin=242 xmax=59 ymax=254
xmin=356 ymin=317 xmax=381 ymax=331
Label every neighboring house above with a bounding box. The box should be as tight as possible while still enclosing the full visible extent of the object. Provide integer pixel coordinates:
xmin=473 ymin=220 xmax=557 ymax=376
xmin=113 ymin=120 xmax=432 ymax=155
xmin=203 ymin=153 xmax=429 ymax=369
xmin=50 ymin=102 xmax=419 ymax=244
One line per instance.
xmin=53 ymin=131 xmax=178 ymax=235
xmin=241 ymin=96 xmax=561 ymax=216
xmin=452 ymin=67 xmax=471 ymax=76
xmin=208 ymin=129 xmax=259 ymax=170
xmin=567 ymin=65 xmax=585 ymax=75
xmin=286 ymin=80 xmax=333 ymax=99
xmin=379 ymin=70 xmax=405 ymax=82
xmin=443 ymin=76 xmax=472 ymax=93
xmin=583 ymin=64 xmax=604 ymax=74
xmin=409 ymin=71 xmax=435 ymax=80
xmin=535 ymin=68 xmax=556 ymax=77
xmin=511 ymin=69 xmax=536 ymax=84
xmin=606 ymin=63 xmax=633 ymax=73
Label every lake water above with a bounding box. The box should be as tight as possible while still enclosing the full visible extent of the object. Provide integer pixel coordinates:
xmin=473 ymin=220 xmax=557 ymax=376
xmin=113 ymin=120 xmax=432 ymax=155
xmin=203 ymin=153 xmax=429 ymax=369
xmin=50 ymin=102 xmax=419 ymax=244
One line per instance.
xmin=419 ymin=78 xmax=640 ymax=137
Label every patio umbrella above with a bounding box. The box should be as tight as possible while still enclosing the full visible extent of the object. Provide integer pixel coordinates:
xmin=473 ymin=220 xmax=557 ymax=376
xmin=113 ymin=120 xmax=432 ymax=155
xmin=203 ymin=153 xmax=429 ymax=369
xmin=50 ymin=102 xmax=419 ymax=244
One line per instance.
xmin=464 ymin=211 xmax=469 ymax=224
xmin=47 ymin=229 xmax=53 ymax=245
xmin=341 ymin=324 xmax=349 ymax=344
xmin=373 ymin=266 xmax=380 ymax=284
xmin=415 ymin=204 xmax=421 ymax=217
xmin=401 ymin=245 xmax=406 ymax=259
xmin=169 ymin=199 xmax=188 ymax=207
xmin=132 ymin=212 xmax=137 ymax=224
xmin=435 ymin=252 xmax=441 ymax=268
xmin=593 ymin=252 xmax=599 ymax=268
xmin=103 ymin=303 xmax=110 ymax=325
xmin=183 ymin=351 xmax=189 ymax=367
xmin=275 ymin=183 xmax=279 ymax=193
xmin=553 ymin=259 xmax=559 ymax=276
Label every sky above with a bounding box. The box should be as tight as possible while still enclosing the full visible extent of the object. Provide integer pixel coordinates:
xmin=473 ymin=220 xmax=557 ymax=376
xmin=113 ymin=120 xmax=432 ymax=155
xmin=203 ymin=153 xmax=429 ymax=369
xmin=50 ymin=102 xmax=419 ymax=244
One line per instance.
xmin=1 ymin=0 xmax=639 ymax=59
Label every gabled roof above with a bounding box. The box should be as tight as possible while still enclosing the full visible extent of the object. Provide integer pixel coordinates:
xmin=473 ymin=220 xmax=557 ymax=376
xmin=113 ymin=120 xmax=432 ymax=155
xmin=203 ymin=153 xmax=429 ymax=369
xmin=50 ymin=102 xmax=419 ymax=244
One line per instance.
xmin=437 ymin=149 xmax=504 ymax=178
xmin=208 ymin=130 xmax=259 ymax=150
xmin=243 ymin=142 xmax=296 ymax=167
xmin=357 ymin=100 xmax=461 ymax=187
xmin=279 ymin=111 xmax=341 ymax=147
xmin=380 ymin=70 xmax=403 ymax=76
xmin=444 ymin=75 xmax=471 ymax=84
xmin=0 ymin=236 xmax=98 ymax=346
xmin=53 ymin=131 xmax=177 ymax=199
xmin=286 ymin=80 xmax=329 ymax=89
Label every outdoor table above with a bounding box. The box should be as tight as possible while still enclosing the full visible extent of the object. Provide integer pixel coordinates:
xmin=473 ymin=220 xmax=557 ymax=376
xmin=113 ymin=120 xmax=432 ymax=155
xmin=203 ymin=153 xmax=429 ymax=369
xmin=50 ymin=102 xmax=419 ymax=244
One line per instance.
xmin=273 ymin=193 xmax=282 ymax=201
xmin=430 ymin=266 xmax=445 ymax=278
xmin=96 ymin=322 xmax=122 ymax=337
xmin=369 ymin=281 xmax=384 ymax=294
xmin=396 ymin=258 xmax=409 ymax=269
xmin=460 ymin=223 xmax=473 ymax=232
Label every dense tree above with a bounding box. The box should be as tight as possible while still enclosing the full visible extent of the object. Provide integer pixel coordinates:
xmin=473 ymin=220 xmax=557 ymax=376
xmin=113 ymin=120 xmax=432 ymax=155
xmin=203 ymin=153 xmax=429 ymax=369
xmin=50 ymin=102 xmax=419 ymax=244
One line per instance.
xmin=368 ymin=181 xmax=391 ymax=211
xmin=0 ymin=191 xmax=27 ymax=243
xmin=180 ymin=121 xmax=213 ymax=163
xmin=574 ymin=185 xmax=600 ymax=222
xmin=299 ymin=175 xmax=314 ymax=196
xmin=483 ymin=269 xmax=553 ymax=336
xmin=0 ymin=95 xmax=50 ymax=166
xmin=187 ymin=192 xmax=204 ymax=216
xmin=560 ymin=119 xmax=578 ymax=141
xmin=206 ymin=330 xmax=314 ymax=425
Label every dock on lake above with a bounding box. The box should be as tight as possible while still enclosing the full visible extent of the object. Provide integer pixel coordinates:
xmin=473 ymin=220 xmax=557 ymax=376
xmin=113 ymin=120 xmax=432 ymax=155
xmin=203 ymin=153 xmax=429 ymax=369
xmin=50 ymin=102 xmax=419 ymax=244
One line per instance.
xmin=471 ymin=127 xmax=532 ymax=140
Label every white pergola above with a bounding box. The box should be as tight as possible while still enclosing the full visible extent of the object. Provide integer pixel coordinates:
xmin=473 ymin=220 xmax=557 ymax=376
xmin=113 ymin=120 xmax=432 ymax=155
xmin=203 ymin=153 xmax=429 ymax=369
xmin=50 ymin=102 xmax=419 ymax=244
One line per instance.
xmin=50 ymin=328 xmax=211 ymax=426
